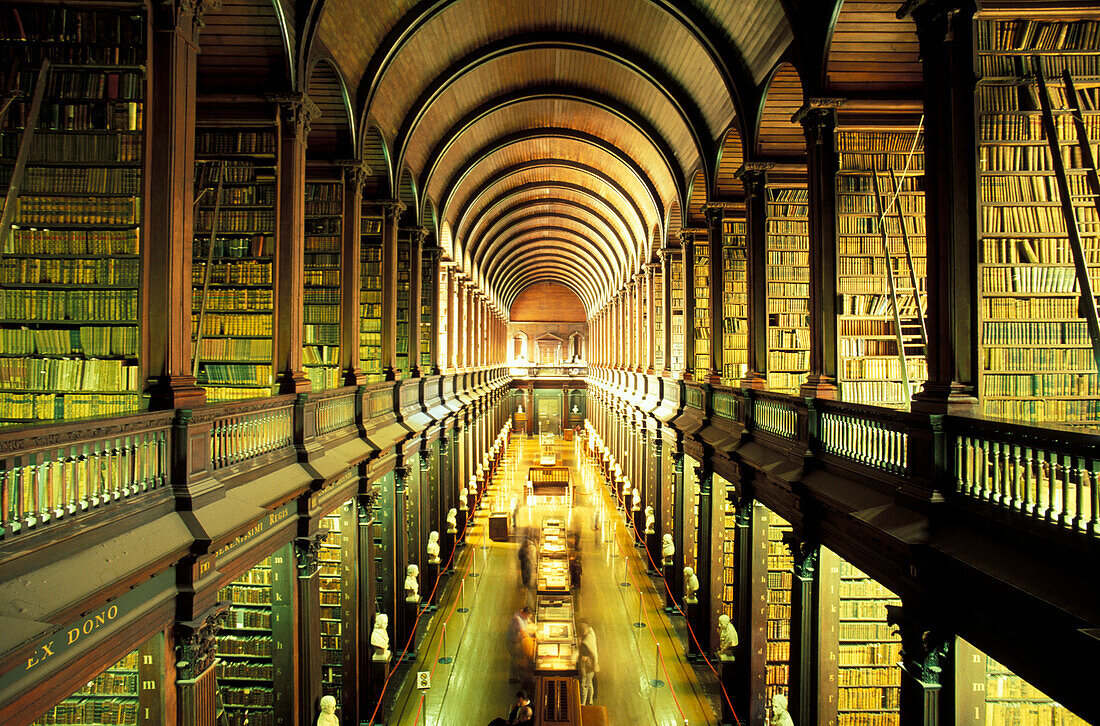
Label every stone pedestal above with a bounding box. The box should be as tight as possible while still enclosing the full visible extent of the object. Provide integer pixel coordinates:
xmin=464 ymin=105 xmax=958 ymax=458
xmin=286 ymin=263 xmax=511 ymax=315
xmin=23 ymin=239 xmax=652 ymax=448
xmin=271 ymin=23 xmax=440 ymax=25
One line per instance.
xmin=401 ymin=599 xmax=421 ymax=660
xmin=645 ymin=532 xmax=659 ymax=573
xmin=662 ymin=564 xmax=677 ymax=613
xmin=632 ymin=509 xmax=645 ymax=547
xmin=685 ymin=600 xmax=701 ymax=660
xmin=367 ymin=658 xmax=390 ymax=719
xmin=457 ymin=510 xmax=468 ymax=545
xmin=720 ymin=659 xmax=738 ymax=725
xmin=443 ymin=531 xmax=457 ymax=571
xmin=423 ymin=562 xmax=440 ymax=611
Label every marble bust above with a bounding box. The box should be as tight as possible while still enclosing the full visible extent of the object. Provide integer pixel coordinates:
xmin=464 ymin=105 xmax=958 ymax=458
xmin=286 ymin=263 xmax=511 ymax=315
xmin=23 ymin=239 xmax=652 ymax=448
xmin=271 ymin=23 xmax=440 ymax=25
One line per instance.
xmin=446 ymin=508 xmax=458 ymax=533
xmin=717 ymin=614 xmax=738 ymax=661
xmin=317 ymin=695 xmax=338 ymax=726
xmin=458 ymin=487 xmax=469 ymax=511
xmin=661 ymin=533 xmax=675 ymax=565
xmin=370 ymin=613 xmax=391 ymax=661
xmin=770 ymin=693 xmax=794 ymax=726
xmin=630 ymin=486 xmax=641 ymax=511
xmin=427 ymin=531 xmax=441 ymax=564
xmin=644 ymin=506 xmax=655 ymax=534
xmin=405 ymin=564 xmax=420 ymax=603
xmin=683 ymin=566 xmax=699 ymax=603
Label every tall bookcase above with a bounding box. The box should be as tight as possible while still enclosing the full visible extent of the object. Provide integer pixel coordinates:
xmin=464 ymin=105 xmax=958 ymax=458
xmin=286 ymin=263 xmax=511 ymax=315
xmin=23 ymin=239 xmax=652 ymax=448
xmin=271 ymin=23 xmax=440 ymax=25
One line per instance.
xmin=653 ymin=263 xmax=665 ymax=371
xmin=303 ymin=180 xmax=342 ymax=391
xmin=765 ymin=187 xmax=810 ymax=394
xmin=420 ymin=251 xmax=433 ymax=371
xmin=722 ymin=219 xmax=748 ymax=385
xmin=437 ymin=265 xmax=448 ymax=372
xmin=836 ymin=560 xmax=901 ymax=726
xmin=31 ymin=649 xmax=139 ymax=725
xmin=0 ymin=5 xmax=146 ymax=425
xmin=720 ymin=498 xmax=737 ymax=619
xmin=976 ymin=14 xmax=1100 ymax=426
xmin=216 ymin=550 xmax=294 ymax=726
xmin=395 ymin=236 xmax=410 ymax=375
xmin=192 ymin=128 xmax=277 ymax=402
xmin=670 ymin=252 xmax=685 ymax=372
xmin=692 ymin=236 xmax=711 ymax=380
xmin=835 ymin=128 xmax=928 ymax=409
xmin=359 ymin=216 xmax=383 ymax=381
xmin=765 ymin=512 xmax=792 ymax=705
xmin=984 ymin=654 xmax=1089 ymax=725
xmin=319 ymin=509 xmax=344 ymax=699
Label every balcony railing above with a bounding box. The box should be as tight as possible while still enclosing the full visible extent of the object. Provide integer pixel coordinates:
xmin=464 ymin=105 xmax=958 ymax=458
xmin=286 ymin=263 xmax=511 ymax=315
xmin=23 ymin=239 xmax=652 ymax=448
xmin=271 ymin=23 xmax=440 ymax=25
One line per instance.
xmin=586 ymin=367 xmax=1100 ymax=539
xmin=509 ymin=363 xmax=588 ymax=379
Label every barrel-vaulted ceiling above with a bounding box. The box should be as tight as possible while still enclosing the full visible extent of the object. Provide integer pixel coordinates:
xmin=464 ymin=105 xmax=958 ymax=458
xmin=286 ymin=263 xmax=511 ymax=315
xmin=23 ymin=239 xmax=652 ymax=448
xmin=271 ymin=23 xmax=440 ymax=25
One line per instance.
xmin=311 ymin=0 xmax=794 ymax=314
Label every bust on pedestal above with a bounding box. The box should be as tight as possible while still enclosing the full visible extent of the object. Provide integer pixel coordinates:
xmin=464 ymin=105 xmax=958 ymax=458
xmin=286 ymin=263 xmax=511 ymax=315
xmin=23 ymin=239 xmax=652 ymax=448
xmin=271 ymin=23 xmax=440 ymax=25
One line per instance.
xmin=644 ymin=506 xmax=655 ymax=534
xmin=371 ymin=613 xmax=391 ymax=662
xmin=317 ymin=695 xmax=339 ymax=726
xmin=427 ymin=531 xmax=441 ymax=564
xmin=683 ymin=566 xmax=699 ymax=604
xmin=446 ymin=508 xmax=458 ymax=533
xmin=630 ymin=486 xmax=641 ymax=511
xmin=458 ymin=487 xmax=469 ymax=511
xmin=404 ymin=564 xmax=420 ymax=603
xmin=661 ymin=533 xmax=676 ymax=612
xmin=717 ymin=613 xmax=739 ymax=725
xmin=661 ymin=533 xmax=675 ymax=566
xmin=770 ymin=694 xmax=794 ymax=726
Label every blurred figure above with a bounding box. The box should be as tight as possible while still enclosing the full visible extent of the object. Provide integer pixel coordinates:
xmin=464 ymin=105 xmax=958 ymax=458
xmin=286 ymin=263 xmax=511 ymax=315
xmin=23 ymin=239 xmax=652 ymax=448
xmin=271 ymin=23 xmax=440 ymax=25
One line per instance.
xmin=508 ymin=607 xmax=536 ymax=685
xmin=577 ymin=620 xmax=599 ymax=699
xmin=518 ymin=538 xmax=536 ymax=600
xmin=487 ymin=690 xmax=534 ymax=726
xmin=577 ymin=642 xmax=596 ymax=705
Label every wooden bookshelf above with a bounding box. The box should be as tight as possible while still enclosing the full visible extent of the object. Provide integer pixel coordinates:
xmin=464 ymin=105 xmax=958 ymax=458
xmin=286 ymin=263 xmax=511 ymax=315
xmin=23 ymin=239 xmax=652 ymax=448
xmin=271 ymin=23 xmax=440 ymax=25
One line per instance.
xmin=31 ymin=649 xmax=139 ymax=726
xmin=836 ymin=560 xmax=901 ymax=726
xmin=319 ymin=509 xmax=344 ymax=699
xmin=721 ymin=500 xmax=736 ymax=619
xmin=191 ymin=129 xmax=277 ymax=402
xmin=420 ymin=251 xmax=433 ymax=371
xmin=765 ymin=187 xmax=810 ymax=394
xmin=670 ymin=252 xmax=685 ymax=372
xmin=835 ymin=129 xmax=928 ymax=409
xmin=360 ymin=216 xmax=383 ymax=382
xmin=976 ymin=15 xmax=1100 ymax=426
xmin=692 ymin=236 xmax=711 ymax=380
xmin=216 ymin=549 xmax=294 ymax=726
xmin=722 ymin=219 xmax=748 ymax=385
xmin=437 ymin=265 xmax=448 ymax=372
xmin=654 ymin=263 xmax=665 ymax=371
xmin=765 ymin=512 xmax=792 ymax=706
xmin=395 ymin=236 xmax=410 ymax=375
xmin=0 ymin=4 xmax=146 ymax=425
xmin=303 ymin=181 xmax=342 ymax=391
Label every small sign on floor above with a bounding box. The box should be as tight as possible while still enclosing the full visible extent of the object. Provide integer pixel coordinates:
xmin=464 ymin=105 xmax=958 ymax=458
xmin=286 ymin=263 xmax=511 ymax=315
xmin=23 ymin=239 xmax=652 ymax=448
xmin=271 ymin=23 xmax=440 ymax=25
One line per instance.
xmin=416 ymin=671 xmax=431 ymax=690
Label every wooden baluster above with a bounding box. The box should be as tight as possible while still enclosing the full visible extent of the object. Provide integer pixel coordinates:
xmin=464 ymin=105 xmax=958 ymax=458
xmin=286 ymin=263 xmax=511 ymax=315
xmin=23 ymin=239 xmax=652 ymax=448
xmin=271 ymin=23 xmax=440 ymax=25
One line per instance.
xmin=1071 ymin=455 xmax=1084 ymax=533
xmin=989 ymin=440 xmax=1001 ymax=504
xmin=1088 ymin=459 xmax=1099 ymax=535
xmin=954 ymin=436 xmax=965 ymax=493
xmin=1055 ymin=452 xmax=1068 ymax=528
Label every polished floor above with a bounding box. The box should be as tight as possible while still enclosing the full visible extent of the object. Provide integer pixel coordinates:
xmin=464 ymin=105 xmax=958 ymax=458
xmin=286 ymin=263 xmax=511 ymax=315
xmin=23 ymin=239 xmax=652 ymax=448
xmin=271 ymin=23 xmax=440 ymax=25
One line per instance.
xmin=383 ymin=434 xmax=723 ymax=725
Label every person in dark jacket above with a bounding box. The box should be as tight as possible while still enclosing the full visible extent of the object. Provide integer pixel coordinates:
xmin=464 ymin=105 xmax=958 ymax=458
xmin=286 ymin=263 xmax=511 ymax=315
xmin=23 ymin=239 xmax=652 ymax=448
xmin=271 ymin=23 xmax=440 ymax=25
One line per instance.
xmin=488 ymin=690 xmax=534 ymax=726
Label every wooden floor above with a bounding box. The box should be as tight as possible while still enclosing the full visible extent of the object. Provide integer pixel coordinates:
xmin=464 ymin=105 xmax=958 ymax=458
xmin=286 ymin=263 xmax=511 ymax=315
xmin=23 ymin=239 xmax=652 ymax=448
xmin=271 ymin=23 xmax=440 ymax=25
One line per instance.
xmin=384 ymin=436 xmax=723 ymax=725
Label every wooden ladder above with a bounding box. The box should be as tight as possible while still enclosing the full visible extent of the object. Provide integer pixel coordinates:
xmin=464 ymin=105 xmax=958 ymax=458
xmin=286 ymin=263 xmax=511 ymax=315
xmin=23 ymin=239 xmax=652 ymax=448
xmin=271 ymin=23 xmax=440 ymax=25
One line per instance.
xmin=191 ymin=160 xmax=226 ymax=378
xmin=1033 ymin=58 xmax=1100 ymax=375
xmin=0 ymin=58 xmax=49 ymax=256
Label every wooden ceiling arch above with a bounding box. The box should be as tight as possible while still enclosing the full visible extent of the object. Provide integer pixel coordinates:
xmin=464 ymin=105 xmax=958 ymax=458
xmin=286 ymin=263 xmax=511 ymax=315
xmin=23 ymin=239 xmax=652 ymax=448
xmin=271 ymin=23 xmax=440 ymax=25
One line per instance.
xmin=304 ymin=58 xmax=355 ymax=160
xmin=496 ymin=252 xmax=603 ymax=301
xmin=756 ymin=62 xmax=806 ymax=158
xmin=498 ymin=262 xmax=602 ymax=312
xmin=360 ymin=126 xmax=392 ymax=201
xmin=714 ymin=125 xmax=747 ymax=201
xmin=509 ymin=275 xmax=596 ymax=315
xmin=479 ymin=230 xmax=616 ymax=295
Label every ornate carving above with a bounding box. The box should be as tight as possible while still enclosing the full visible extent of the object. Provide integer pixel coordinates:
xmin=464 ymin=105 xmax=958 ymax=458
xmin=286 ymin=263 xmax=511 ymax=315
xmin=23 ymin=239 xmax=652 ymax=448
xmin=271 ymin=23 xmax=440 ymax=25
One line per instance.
xmin=403 ymin=226 xmax=429 ymax=245
xmin=357 ymin=485 xmax=383 ymax=518
xmin=335 ymin=159 xmax=373 ymax=194
xmin=175 ymin=605 xmax=229 ymax=681
xmin=379 ymin=198 xmax=407 ymax=220
xmin=695 ymin=465 xmax=713 ymax=494
xmin=157 ymin=0 xmax=219 ymax=35
xmin=419 ymin=448 xmax=433 ymax=470
xmin=295 ymin=530 xmax=329 ymax=575
xmin=267 ymin=92 xmax=321 ymax=137
xmin=885 ymin=605 xmax=951 ymax=686
xmin=782 ymin=533 xmax=819 ymax=579
xmin=394 ymin=465 xmax=409 ymax=492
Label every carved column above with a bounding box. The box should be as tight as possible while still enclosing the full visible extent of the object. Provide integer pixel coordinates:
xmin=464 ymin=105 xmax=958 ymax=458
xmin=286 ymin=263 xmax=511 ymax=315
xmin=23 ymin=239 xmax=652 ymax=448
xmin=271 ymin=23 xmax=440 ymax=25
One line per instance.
xmin=886 ymin=605 xmax=953 ymax=726
xmin=406 ymin=226 xmax=427 ymax=377
xmin=704 ymin=206 xmax=725 ymax=385
xmin=336 ymin=160 xmax=369 ymax=385
xmin=738 ymin=165 xmax=771 ymax=389
xmin=380 ymin=200 xmax=406 ymax=381
xmin=680 ymin=230 xmax=696 ymax=380
xmin=905 ymin=0 xmax=980 ymax=414
xmin=689 ymin=465 xmax=714 ymax=660
xmin=425 ymin=245 xmax=443 ymax=374
xmin=175 ymin=603 xmax=229 ymax=725
xmin=796 ymin=102 xmax=841 ymax=399
xmin=145 ymin=0 xmax=215 ymax=410
xmin=296 ymin=530 xmax=328 ymax=726
xmin=270 ymin=93 xmax=320 ymax=394
xmin=784 ymin=535 xmax=821 ymax=726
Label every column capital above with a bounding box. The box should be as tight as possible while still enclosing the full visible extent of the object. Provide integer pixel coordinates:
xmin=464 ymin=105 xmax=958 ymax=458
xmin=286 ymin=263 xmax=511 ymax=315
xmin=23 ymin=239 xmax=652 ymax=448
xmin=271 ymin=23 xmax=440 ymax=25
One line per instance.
xmin=401 ymin=225 xmax=429 ymax=245
xmin=266 ymin=92 xmax=321 ymax=137
xmin=793 ymin=99 xmax=843 ymax=141
xmin=394 ymin=465 xmax=410 ymax=492
xmin=154 ymin=0 xmax=221 ymax=35
xmin=781 ymin=532 xmax=819 ymax=578
xmin=885 ymin=605 xmax=952 ymax=686
xmin=378 ymin=198 xmax=407 ymax=219
xmin=335 ymin=159 xmax=373 ymax=193
xmin=295 ymin=530 xmax=330 ymax=577
xmin=175 ymin=602 xmax=230 ymax=680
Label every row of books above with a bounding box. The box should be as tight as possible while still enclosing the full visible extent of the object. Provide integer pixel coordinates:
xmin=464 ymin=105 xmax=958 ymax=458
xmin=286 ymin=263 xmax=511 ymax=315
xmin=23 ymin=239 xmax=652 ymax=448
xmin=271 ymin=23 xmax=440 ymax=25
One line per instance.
xmin=978 ymin=18 xmax=1100 ymax=52
xmin=199 ymin=160 xmax=268 ymax=185
xmin=0 ymin=131 xmax=140 ymax=164
xmin=194 ymin=288 xmax=273 ymax=311
xmin=4 ymin=101 xmax=141 ymax=133
xmin=838 ymin=175 xmax=923 ymax=193
xmin=304 ymin=324 xmax=339 ymax=345
xmin=839 ymin=622 xmax=896 ymax=641
xmin=30 ymin=700 xmax=137 ymax=725
xmin=983 ymin=298 xmax=1084 ymax=322
xmin=4 ymin=166 xmax=141 ymax=195
xmin=982 ymin=346 xmax=1095 ymax=370
xmin=839 ymin=293 xmax=914 ymax=316
xmin=839 ymin=381 xmax=912 ymax=405
xmin=196 ymin=132 xmax=276 ymax=156
xmin=3 ymin=228 xmax=137 ymax=255
xmin=194 ymin=209 xmax=276 ymax=234
xmin=839 ymin=340 xmax=908 ymax=358
xmin=15 ymin=69 xmax=142 ymax=102
xmin=770 ymin=352 xmax=810 ymax=370
xmin=980 ymin=144 xmax=1094 ymax=172
xmin=196 ymin=338 xmax=271 ymax=361
xmin=836 ymin=132 xmax=924 ymax=154
xmin=839 ymin=668 xmax=900 ymax=686
xmin=305 ymin=306 xmax=339 ymax=324
xmin=837 ymin=715 xmax=898 ymax=726
xmin=0 ymin=5 xmax=144 ymax=45
xmin=221 ymin=687 xmax=274 ymax=706
xmin=836 ymin=195 xmax=924 ymax=215
xmin=837 ymin=216 xmax=927 ymax=236
xmin=980 ymin=175 xmax=1092 ymax=205
xmin=217 ymin=634 xmax=274 ymax=655
xmin=217 ymin=660 xmax=273 ymax=680
xmin=0 ymin=358 xmax=139 ymax=391
xmin=982 ymin=237 xmax=1098 ymax=266
xmin=839 ymin=688 xmax=899 ymax=710
xmin=768 ymin=372 xmax=805 ymax=390
xmin=981 ymin=265 xmax=1090 ymax=293
xmin=983 ymin=321 xmax=1093 ymax=345
xmin=983 ymin=205 xmax=1098 ymax=235
xmin=198 ymin=365 xmax=272 ymax=386
xmin=10 ymin=195 xmax=139 ymax=225
xmin=0 ymin=392 xmax=142 ymax=423
xmin=206 ymin=387 xmax=271 ymax=402
xmin=0 ymin=289 xmax=137 ymax=319
xmin=74 ymin=670 xmax=137 ymax=695
xmin=192 ymin=314 xmax=272 ymax=337
xmin=305 ymin=270 xmax=340 ymax=286
xmin=193 ymin=260 xmax=272 ymax=285
xmin=839 ymin=154 xmax=925 ymax=174
xmin=983 ymin=399 xmax=1100 ymax=422
xmin=303 ymin=346 xmax=339 ymax=365
xmin=842 ymin=358 xmax=926 ymax=381
xmin=0 ymin=256 xmax=137 ymax=285
xmin=979 ymin=113 xmax=1097 ymax=142
xmin=839 ymin=642 xmax=903 ymax=666
xmin=983 ymin=373 xmax=1100 ymax=398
